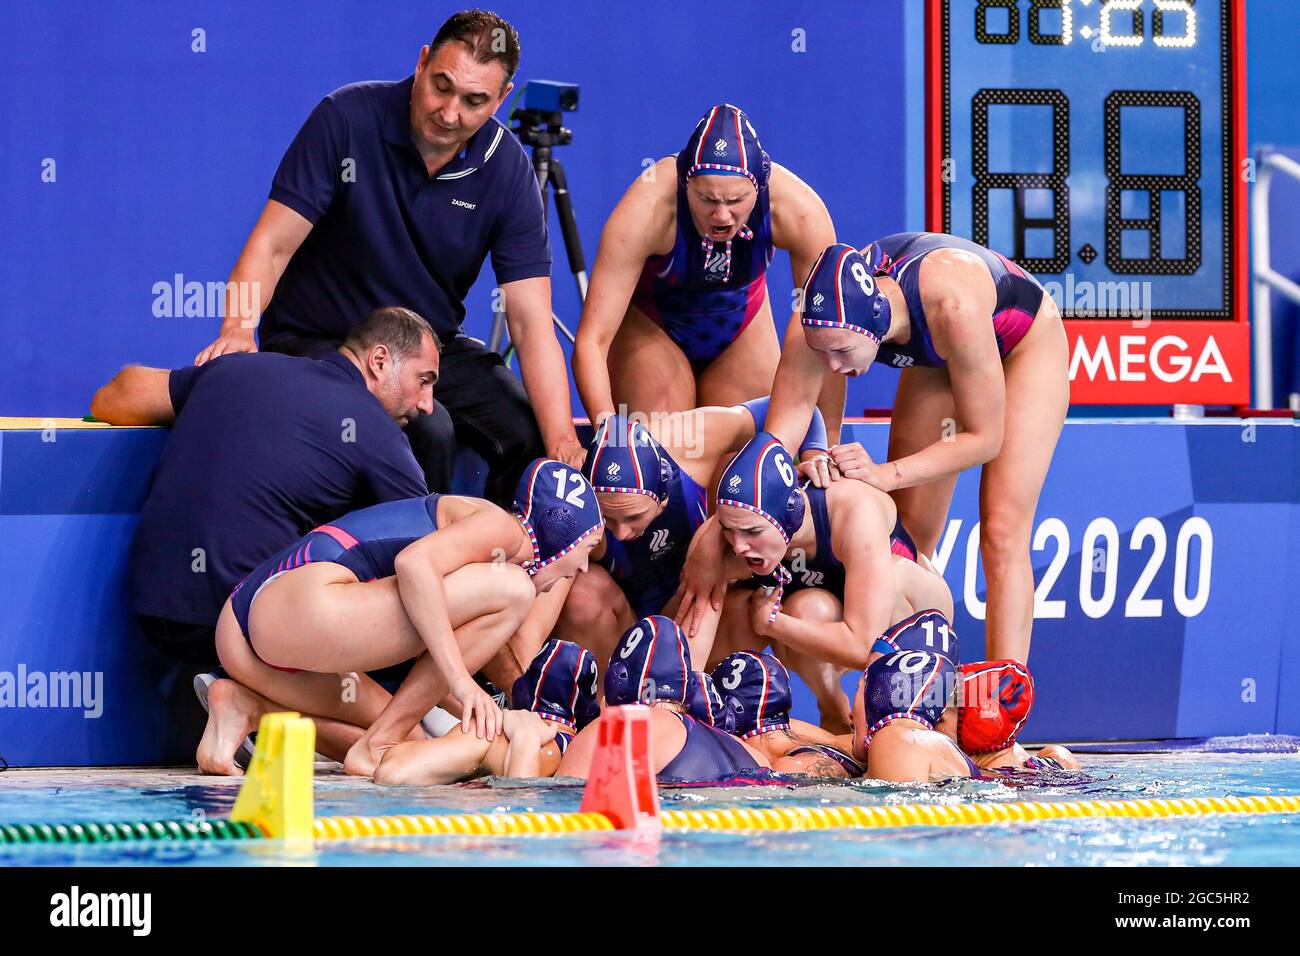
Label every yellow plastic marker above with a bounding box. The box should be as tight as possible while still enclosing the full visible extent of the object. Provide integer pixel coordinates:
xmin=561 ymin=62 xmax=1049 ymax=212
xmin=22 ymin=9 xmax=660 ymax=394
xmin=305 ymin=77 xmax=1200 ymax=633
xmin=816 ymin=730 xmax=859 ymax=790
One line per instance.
xmin=230 ymin=712 xmax=316 ymax=841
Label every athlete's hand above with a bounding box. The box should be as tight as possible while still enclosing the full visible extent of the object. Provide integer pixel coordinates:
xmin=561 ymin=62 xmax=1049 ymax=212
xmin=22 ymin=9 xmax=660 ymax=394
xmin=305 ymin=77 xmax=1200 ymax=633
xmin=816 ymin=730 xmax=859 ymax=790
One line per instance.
xmin=449 ymin=674 xmax=503 ymax=741
xmin=749 ymin=586 xmax=782 ymax=638
xmin=674 ymin=517 xmax=729 ymax=639
xmin=829 ymin=443 xmax=899 ymax=492
xmin=195 ymin=328 xmax=257 ymax=366
xmin=548 ymin=436 xmax=587 ymax=470
xmin=502 ymin=709 xmax=557 ymax=744
xmin=798 ymin=453 xmax=840 ymax=488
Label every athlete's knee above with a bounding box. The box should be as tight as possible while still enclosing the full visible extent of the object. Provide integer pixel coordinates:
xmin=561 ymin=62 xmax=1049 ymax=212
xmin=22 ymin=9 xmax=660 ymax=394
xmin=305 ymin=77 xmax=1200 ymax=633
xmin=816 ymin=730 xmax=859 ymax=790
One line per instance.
xmin=489 ymin=565 xmax=536 ymax=620
xmin=559 ymin=570 xmax=619 ymax=628
xmin=783 ymin=588 xmax=843 ymax=624
xmin=980 ymin=506 xmax=1033 ymax=567
xmin=215 ymin=616 xmax=254 ymax=681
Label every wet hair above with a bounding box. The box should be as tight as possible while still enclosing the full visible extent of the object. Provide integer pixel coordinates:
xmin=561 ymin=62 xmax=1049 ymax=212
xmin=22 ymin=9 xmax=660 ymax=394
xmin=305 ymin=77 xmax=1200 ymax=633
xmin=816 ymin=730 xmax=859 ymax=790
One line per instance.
xmin=343 ymin=307 xmax=438 ymax=362
xmin=428 ymin=9 xmax=521 ymax=87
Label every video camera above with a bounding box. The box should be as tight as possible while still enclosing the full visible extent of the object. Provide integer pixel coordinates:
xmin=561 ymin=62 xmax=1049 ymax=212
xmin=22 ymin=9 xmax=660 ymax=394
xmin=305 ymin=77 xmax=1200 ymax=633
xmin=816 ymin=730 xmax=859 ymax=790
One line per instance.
xmin=510 ymin=80 xmax=578 ymax=148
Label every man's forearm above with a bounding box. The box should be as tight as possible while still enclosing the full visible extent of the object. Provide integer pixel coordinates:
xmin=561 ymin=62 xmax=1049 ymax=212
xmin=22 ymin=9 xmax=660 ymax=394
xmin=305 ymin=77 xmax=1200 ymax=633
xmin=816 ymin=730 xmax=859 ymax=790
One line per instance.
xmin=218 ymin=238 xmax=291 ymax=336
xmin=511 ymin=316 xmax=580 ymax=450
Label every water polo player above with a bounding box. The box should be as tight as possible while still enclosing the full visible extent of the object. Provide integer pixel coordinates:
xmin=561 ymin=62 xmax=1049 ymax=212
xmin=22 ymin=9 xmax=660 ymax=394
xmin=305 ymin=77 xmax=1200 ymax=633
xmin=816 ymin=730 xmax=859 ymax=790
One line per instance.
xmin=713 ymin=651 xmax=864 ymax=778
xmin=573 ymin=104 xmax=842 ymax=425
xmin=557 ymin=616 xmax=769 ymax=783
xmin=956 ymin=659 xmax=1080 ymax=774
xmin=851 ymin=649 xmax=979 ymax=783
xmin=374 ymin=639 xmax=601 ymax=785
xmin=692 ymin=432 xmax=953 ymax=730
xmin=560 ymin=399 xmax=827 ymax=672
xmin=198 ymin=459 xmax=603 ymax=777
xmin=766 ymin=235 xmax=1067 ymax=664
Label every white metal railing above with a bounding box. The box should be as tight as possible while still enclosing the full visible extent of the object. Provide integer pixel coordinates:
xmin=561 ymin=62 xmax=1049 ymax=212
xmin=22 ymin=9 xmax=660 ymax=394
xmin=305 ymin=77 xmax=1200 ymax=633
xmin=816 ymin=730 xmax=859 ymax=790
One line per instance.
xmin=1251 ymin=149 xmax=1300 ymax=411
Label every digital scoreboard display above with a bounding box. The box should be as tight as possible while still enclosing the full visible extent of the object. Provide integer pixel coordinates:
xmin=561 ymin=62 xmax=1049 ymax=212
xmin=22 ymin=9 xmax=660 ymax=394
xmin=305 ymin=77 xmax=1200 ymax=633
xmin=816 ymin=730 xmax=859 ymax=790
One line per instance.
xmin=926 ymin=0 xmax=1248 ymax=404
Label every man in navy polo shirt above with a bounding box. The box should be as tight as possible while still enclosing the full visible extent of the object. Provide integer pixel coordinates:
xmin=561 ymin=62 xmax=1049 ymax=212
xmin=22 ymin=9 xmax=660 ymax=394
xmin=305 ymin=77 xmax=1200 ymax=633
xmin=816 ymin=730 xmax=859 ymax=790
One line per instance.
xmin=91 ymin=307 xmax=435 ymax=666
xmin=194 ymin=9 xmax=582 ymax=505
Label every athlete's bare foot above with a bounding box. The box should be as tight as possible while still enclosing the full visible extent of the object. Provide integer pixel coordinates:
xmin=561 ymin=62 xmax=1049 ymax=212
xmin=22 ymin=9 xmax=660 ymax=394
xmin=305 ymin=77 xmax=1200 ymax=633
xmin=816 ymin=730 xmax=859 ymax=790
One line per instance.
xmin=341 ymin=720 xmax=430 ymax=777
xmin=196 ymin=679 xmax=265 ymax=775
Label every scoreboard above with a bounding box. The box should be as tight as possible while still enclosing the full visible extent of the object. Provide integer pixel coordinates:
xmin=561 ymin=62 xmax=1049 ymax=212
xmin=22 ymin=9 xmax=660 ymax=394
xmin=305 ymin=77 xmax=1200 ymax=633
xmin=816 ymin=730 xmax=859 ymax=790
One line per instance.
xmin=926 ymin=0 xmax=1249 ymax=404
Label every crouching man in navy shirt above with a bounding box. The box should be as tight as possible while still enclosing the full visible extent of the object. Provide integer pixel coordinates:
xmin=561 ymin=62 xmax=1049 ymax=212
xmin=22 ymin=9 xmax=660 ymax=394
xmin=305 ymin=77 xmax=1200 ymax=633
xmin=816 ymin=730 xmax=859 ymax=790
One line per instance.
xmin=91 ymin=307 xmax=435 ymax=667
xmin=194 ymin=9 xmax=583 ymax=504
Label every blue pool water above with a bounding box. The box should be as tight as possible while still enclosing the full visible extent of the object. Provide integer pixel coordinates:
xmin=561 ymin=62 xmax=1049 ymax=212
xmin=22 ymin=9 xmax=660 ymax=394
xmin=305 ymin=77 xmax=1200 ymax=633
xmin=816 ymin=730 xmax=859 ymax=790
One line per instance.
xmin=2 ymin=753 xmax=1298 ymax=866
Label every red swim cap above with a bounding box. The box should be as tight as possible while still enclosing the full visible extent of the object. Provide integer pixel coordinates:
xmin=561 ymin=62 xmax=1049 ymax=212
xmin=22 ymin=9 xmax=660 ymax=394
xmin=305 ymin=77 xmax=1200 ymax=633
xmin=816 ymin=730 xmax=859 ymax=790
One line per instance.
xmin=956 ymin=660 xmax=1035 ymax=754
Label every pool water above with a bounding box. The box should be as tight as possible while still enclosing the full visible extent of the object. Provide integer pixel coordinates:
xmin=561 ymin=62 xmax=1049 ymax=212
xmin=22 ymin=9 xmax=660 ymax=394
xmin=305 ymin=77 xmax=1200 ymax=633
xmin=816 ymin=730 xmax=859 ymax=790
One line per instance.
xmin=2 ymin=752 xmax=1298 ymax=866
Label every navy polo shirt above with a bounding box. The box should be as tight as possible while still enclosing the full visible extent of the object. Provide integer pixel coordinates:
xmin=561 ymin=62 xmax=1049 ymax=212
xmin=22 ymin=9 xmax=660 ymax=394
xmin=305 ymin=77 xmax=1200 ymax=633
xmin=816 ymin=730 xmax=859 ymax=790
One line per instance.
xmin=260 ymin=75 xmax=551 ymax=344
xmin=128 ymin=352 xmax=428 ymax=626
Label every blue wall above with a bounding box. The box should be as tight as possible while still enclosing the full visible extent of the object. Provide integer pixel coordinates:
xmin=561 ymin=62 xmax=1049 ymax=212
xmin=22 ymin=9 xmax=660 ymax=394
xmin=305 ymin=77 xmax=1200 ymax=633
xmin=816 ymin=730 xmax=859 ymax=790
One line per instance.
xmin=7 ymin=1 xmax=1299 ymax=416
xmin=0 ymin=0 xmax=907 ymax=419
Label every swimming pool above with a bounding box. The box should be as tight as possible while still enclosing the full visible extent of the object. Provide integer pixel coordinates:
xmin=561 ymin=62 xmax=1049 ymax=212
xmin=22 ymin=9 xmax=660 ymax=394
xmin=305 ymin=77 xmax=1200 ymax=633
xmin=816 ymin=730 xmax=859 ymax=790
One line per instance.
xmin=2 ymin=750 xmax=1298 ymax=867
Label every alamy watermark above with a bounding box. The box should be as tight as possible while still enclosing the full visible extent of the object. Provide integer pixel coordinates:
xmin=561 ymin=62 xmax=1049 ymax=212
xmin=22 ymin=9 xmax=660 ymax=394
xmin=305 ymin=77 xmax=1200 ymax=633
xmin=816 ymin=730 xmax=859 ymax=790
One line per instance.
xmin=0 ymin=665 xmax=103 ymax=718
xmin=601 ymin=403 xmax=705 ymax=459
xmin=151 ymin=274 xmax=261 ymax=323
xmin=1042 ymin=274 xmax=1153 ymax=325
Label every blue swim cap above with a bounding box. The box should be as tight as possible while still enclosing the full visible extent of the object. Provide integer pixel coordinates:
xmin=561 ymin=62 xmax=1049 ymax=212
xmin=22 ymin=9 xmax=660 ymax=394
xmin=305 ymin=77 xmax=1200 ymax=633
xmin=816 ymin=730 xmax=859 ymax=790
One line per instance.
xmin=872 ymin=610 xmax=960 ymax=664
xmin=864 ymin=649 xmax=956 ymax=743
xmin=713 ymin=652 xmax=792 ymax=739
xmin=686 ymin=671 xmax=725 ymax=728
xmin=604 ymin=615 xmax=693 ymax=707
xmin=510 ymin=639 xmax=601 ymax=731
xmin=677 ymin=103 xmax=771 ymax=191
xmin=512 ymin=459 xmax=605 ymax=575
xmin=582 ymin=415 xmax=674 ymax=502
xmin=800 ymin=243 xmax=891 ymax=344
xmin=715 ymin=432 xmax=804 ymax=542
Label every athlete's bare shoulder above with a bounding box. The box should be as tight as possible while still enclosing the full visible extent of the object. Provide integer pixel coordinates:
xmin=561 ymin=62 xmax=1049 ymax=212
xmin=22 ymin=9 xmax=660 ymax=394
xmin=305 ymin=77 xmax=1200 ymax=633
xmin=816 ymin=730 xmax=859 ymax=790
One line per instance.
xmin=608 ymin=156 xmax=679 ymax=255
xmin=918 ymin=247 xmax=995 ymax=305
xmin=825 ymin=472 xmax=896 ymax=526
xmin=769 ymin=162 xmax=834 ymax=249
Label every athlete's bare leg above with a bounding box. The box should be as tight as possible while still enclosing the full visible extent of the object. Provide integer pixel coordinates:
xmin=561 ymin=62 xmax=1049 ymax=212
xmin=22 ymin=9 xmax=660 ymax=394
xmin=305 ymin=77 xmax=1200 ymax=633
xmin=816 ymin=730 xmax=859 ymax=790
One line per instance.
xmin=608 ymin=304 xmax=697 ymax=417
xmin=553 ymin=563 xmax=637 ymax=695
xmin=776 ymin=588 xmax=852 ymax=734
xmin=978 ymin=305 xmax=1068 ymax=663
xmin=207 ymin=563 xmax=532 ymax=776
xmin=696 ymin=291 xmax=782 ymax=407
xmin=343 ymin=569 xmax=535 ymax=776
xmin=885 ymin=365 xmax=960 ymax=559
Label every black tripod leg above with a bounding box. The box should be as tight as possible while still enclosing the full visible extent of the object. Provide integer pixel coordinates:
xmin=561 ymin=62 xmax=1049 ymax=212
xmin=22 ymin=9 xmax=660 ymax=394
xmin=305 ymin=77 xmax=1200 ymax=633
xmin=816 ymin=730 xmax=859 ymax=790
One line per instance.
xmin=545 ymin=158 xmax=589 ymax=301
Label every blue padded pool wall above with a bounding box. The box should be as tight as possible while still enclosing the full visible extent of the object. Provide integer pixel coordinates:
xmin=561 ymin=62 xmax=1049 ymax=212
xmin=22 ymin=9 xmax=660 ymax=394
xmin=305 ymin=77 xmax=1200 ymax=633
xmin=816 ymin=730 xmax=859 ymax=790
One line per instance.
xmin=1 ymin=420 xmax=1297 ymax=766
